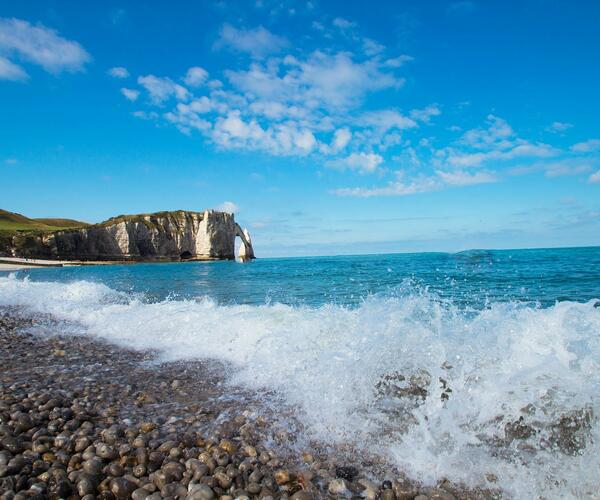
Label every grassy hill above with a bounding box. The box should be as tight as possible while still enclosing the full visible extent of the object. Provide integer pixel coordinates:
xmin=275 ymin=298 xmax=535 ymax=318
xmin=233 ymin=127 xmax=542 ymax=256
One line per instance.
xmin=34 ymin=218 xmax=89 ymax=229
xmin=0 ymin=209 xmax=88 ymax=232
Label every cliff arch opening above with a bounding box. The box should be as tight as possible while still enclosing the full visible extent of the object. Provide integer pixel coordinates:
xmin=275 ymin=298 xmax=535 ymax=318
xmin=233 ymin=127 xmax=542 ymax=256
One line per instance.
xmin=234 ymin=223 xmax=255 ymax=261
xmin=179 ymin=251 xmax=193 ymax=260
xmin=234 ymin=237 xmax=243 ymax=260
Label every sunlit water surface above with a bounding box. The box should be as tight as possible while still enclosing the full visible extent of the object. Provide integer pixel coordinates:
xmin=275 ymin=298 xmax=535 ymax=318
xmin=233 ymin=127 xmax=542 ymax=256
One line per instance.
xmin=2 ymin=247 xmax=600 ymax=498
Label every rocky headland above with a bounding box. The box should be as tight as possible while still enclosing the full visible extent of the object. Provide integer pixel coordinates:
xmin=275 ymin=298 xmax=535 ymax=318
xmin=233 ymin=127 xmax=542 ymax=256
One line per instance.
xmin=0 ymin=210 xmax=254 ymax=263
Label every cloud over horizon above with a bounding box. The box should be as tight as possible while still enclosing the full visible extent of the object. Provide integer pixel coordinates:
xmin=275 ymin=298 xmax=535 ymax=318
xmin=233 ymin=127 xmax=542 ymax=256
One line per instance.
xmin=106 ymin=18 xmax=600 ymax=200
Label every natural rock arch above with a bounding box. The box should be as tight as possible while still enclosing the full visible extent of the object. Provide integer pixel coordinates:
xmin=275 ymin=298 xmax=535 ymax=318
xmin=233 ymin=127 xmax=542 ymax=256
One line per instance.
xmin=235 ymin=223 xmax=255 ymax=261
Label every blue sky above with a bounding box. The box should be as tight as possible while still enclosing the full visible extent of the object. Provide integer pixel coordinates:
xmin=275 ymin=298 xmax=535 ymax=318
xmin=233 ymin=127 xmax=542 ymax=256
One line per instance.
xmin=1 ymin=0 xmax=599 ymax=257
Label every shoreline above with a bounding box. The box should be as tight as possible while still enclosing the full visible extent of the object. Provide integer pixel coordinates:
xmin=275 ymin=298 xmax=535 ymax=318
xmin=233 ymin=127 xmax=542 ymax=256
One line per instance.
xmin=0 ymin=257 xmax=246 ymax=272
xmin=0 ymin=308 xmax=496 ymax=499
xmin=0 ymin=263 xmax=47 ymax=271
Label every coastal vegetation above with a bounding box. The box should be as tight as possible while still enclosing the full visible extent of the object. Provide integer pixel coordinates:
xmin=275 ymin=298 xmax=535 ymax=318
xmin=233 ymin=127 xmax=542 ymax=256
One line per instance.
xmin=0 ymin=209 xmax=88 ymax=232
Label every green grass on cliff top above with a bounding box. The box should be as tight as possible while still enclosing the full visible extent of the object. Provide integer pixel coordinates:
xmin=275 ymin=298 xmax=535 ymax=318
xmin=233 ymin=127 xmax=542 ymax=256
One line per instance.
xmin=0 ymin=208 xmax=219 ymax=234
xmin=0 ymin=209 xmax=89 ymax=232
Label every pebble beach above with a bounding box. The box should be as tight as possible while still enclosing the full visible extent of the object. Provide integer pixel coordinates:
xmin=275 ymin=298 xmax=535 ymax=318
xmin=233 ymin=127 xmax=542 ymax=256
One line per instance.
xmin=0 ymin=308 xmax=496 ymax=500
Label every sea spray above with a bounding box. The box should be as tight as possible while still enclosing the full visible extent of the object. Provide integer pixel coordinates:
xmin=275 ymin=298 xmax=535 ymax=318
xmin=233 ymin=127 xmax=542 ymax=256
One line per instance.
xmin=1 ymin=273 xmax=599 ymax=497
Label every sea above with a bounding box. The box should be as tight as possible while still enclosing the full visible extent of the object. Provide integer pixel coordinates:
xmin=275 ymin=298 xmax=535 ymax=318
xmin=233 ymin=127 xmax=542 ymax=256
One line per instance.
xmin=1 ymin=246 xmax=600 ymax=498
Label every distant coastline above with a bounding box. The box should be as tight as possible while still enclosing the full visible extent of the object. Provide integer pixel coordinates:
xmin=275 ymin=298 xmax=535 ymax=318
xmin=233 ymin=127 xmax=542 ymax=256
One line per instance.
xmin=0 ymin=208 xmax=255 ymax=263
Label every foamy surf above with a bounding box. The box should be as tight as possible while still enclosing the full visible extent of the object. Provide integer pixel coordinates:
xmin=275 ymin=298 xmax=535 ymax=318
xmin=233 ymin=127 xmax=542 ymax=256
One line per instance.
xmin=1 ymin=273 xmax=599 ymax=498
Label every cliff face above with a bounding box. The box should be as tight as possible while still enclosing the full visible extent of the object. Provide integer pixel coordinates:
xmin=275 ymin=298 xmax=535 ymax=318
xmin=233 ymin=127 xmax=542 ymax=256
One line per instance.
xmin=2 ymin=210 xmax=255 ymax=261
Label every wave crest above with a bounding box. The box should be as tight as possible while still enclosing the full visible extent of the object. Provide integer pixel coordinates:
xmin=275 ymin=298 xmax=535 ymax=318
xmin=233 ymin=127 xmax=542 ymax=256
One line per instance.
xmin=1 ymin=275 xmax=599 ymax=497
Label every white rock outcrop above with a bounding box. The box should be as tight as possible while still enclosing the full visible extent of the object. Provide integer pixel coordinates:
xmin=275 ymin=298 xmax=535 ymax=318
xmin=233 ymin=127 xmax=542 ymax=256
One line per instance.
xmin=7 ymin=210 xmax=255 ymax=261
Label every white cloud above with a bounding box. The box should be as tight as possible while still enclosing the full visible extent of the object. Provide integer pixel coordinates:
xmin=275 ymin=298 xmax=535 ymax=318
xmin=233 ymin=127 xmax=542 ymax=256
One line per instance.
xmin=359 ymin=109 xmax=417 ymax=132
xmin=543 ymin=161 xmax=592 ymax=178
xmin=547 ymin=121 xmax=573 ymax=133
xmin=183 ymin=66 xmax=208 ymax=87
xmin=0 ymin=17 xmax=90 ymax=75
xmin=510 ymin=159 xmax=594 ymax=178
xmin=445 ymin=143 xmax=557 ymax=168
xmin=333 ymin=168 xmax=496 ymax=197
xmin=571 ymin=139 xmax=600 ymax=153
xmin=362 ymin=38 xmax=385 ymax=56
xmin=410 ymin=105 xmax=441 ymax=123
xmin=215 ymin=201 xmax=239 ymax=214
xmin=138 ymin=75 xmax=189 ymax=104
xmin=108 ymin=66 xmax=129 ymax=78
xmin=459 ymin=114 xmax=514 ymax=149
xmin=440 ymin=115 xmax=559 ymax=168
xmin=0 ymin=55 xmax=27 ymax=80
xmin=435 ymin=169 xmax=497 ymax=186
xmin=383 ymin=55 xmax=414 ymax=67
xmin=120 ymin=88 xmax=139 ymax=101
xmin=126 ymin=24 xmax=419 ymax=162
xmin=186 ymin=97 xmax=213 ymax=114
xmin=115 ymin=16 xmax=592 ymax=201
xmin=164 ymin=107 xmax=211 ymax=134
xmin=216 ymin=24 xmax=287 ymax=58
xmin=332 ymin=17 xmax=357 ymax=30
xmin=589 ymin=171 xmax=600 ymax=184
xmin=332 ymin=128 xmax=352 ymax=150
xmin=326 ymin=152 xmax=383 ymax=174
xmin=226 ymin=51 xmax=401 ymax=112
xmin=132 ymin=110 xmax=158 ymax=120
xmin=204 ymin=110 xmax=319 ymax=156
xmin=333 ymin=173 xmax=439 ymax=197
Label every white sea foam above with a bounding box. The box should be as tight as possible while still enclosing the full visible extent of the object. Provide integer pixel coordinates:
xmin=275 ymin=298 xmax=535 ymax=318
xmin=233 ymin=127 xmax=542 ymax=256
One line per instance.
xmin=1 ymin=274 xmax=599 ymax=498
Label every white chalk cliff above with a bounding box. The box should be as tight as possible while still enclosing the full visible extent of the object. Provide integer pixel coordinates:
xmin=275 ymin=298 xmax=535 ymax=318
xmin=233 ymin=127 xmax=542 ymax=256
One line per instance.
xmin=5 ymin=210 xmax=255 ymax=261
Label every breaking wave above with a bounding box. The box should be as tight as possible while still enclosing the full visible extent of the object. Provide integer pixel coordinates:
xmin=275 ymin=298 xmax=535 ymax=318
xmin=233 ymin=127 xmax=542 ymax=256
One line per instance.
xmin=1 ymin=274 xmax=599 ymax=498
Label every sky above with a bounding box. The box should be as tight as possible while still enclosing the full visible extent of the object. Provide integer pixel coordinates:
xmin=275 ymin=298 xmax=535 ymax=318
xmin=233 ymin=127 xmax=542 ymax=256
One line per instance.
xmin=1 ymin=0 xmax=599 ymax=257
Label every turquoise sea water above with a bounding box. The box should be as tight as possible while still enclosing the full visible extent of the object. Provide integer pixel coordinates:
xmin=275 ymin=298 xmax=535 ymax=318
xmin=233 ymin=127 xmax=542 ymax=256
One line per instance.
xmin=5 ymin=246 xmax=600 ymax=307
xmin=1 ymin=246 xmax=600 ymax=498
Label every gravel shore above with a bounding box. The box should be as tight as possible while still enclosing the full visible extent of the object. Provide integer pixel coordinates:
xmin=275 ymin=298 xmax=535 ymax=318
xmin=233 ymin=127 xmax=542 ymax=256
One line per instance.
xmin=0 ymin=308 xmax=497 ymax=499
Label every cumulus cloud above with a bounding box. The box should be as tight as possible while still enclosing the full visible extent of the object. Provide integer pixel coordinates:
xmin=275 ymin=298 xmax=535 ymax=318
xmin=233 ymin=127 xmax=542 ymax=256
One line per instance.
xmin=215 ymin=201 xmax=239 ymax=213
xmin=547 ymin=121 xmax=573 ymax=133
xmin=137 ymin=75 xmax=189 ymax=104
xmin=589 ymin=171 xmax=600 ymax=184
xmin=384 ymin=55 xmax=414 ymax=68
xmin=120 ymin=88 xmax=139 ymax=101
xmin=133 ymin=31 xmax=422 ymax=159
xmin=333 ymin=173 xmax=439 ymax=197
xmin=183 ymin=66 xmax=208 ymax=87
xmin=333 ymin=168 xmax=496 ymax=197
xmin=362 ymin=38 xmax=385 ymax=56
xmin=226 ymin=51 xmax=401 ymax=111
xmin=326 ymin=152 xmax=384 ymax=174
xmin=216 ymin=24 xmax=288 ymax=58
xmin=332 ymin=128 xmax=352 ymax=150
xmin=440 ymin=115 xmax=558 ymax=168
xmin=0 ymin=55 xmax=27 ymax=81
xmin=543 ymin=160 xmax=592 ymax=177
xmin=410 ymin=105 xmax=441 ymax=123
xmin=510 ymin=159 xmax=594 ymax=178
xmin=111 ymin=16 xmax=594 ymax=200
xmin=332 ymin=17 xmax=357 ymax=30
xmin=358 ymin=109 xmax=417 ymax=132
xmin=571 ymin=139 xmax=600 ymax=153
xmin=210 ymin=111 xmax=317 ymax=156
xmin=0 ymin=17 xmax=90 ymax=78
xmin=435 ymin=169 xmax=497 ymax=186
xmin=108 ymin=66 xmax=129 ymax=78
